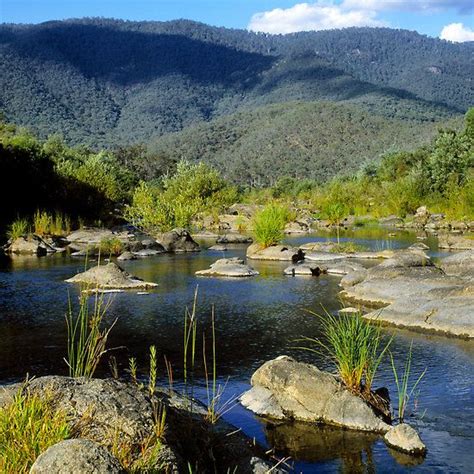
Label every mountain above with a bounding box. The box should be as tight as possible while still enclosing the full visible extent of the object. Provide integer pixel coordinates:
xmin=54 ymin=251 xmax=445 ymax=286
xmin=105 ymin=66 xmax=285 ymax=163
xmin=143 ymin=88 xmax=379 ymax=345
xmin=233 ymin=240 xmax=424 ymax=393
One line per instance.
xmin=0 ymin=18 xmax=472 ymax=148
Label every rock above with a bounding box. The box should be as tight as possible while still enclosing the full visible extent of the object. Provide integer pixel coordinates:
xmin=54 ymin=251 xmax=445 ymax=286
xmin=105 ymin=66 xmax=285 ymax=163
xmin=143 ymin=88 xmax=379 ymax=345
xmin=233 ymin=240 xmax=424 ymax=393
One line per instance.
xmin=439 ymin=250 xmax=474 ymax=277
xmin=65 ymin=263 xmax=158 ymax=289
xmin=284 ymin=262 xmax=326 ymax=276
xmin=7 ymin=236 xmax=47 ymax=256
xmin=208 ymin=244 xmax=228 ymax=251
xmin=241 ymin=356 xmax=389 ymax=433
xmin=216 ymin=234 xmax=253 ymax=244
xmin=450 ymin=221 xmax=468 ymax=231
xmin=116 ymin=251 xmax=136 ymax=261
xmin=67 ymin=228 xmax=115 ymax=245
xmin=340 ymin=269 xmax=368 ymax=288
xmin=196 ymin=258 xmax=259 ymax=277
xmin=438 ymin=234 xmax=474 ymax=250
xmin=132 ymin=249 xmax=164 ymax=258
xmin=384 ymin=424 xmax=426 ymax=456
xmin=217 ymin=214 xmax=252 ymax=232
xmin=156 ymin=228 xmax=200 ymax=252
xmin=192 ymin=230 xmax=219 ymax=239
xmin=379 ymin=216 xmax=404 ymax=226
xmin=227 ymin=203 xmax=263 ymax=218
xmin=304 ymin=252 xmax=346 ymax=262
xmin=284 ymin=221 xmax=310 ymax=234
xmin=299 ymin=241 xmax=337 ymax=252
xmin=376 ymin=250 xmax=432 ymax=269
xmin=0 ymin=383 xmax=19 ymax=409
xmin=409 ymin=242 xmax=430 ymax=251
xmin=247 ymin=244 xmax=304 ymax=262
xmin=325 ymin=262 xmax=366 ymax=275
xmin=30 ymin=439 xmax=124 ymax=473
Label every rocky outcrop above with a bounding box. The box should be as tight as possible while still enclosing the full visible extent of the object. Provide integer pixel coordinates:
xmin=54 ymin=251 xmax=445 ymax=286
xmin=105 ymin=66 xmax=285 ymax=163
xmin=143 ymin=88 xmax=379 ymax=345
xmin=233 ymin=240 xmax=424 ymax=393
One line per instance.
xmin=196 ymin=258 xmax=259 ymax=277
xmin=156 ymin=228 xmax=200 ymax=252
xmin=240 ymin=356 xmax=389 ymax=433
xmin=216 ymin=234 xmax=253 ymax=244
xmin=6 ymin=236 xmax=48 ymax=256
xmin=284 ymin=220 xmax=311 ymax=234
xmin=65 ymin=263 xmax=158 ymax=289
xmin=384 ymin=424 xmax=426 ymax=455
xmin=217 ymin=214 xmax=252 ymax=233
xmin=116 ymin=251 xmax=136 ymax=261
xmin=438 ymin=234 xmax=474 ymax=251
xmin=30 ymin=439 xmax=125 ymax=474
xmin=247 ymin=244 xmax=304 ymax=262
xmin=439 ymin=250 xmax=474 ymax=277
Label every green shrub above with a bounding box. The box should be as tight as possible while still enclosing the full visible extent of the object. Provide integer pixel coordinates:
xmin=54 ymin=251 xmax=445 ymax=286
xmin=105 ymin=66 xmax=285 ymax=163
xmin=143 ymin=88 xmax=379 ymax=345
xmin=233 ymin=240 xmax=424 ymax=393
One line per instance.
xmin=252 ymin=203 xmax=289 ymax=247
xmin=0 ymin=386 xmax=71 ymax=473
xmin=7 ymin=218 xmax=29 ymax=240
xmin=99 ymin=237 xmax=124 ymax=256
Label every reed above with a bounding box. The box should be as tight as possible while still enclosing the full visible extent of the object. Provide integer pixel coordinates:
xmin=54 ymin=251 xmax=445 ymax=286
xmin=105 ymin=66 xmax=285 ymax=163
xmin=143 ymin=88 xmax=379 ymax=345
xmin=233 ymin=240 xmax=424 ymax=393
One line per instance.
xmin=33 ymin=210 xmax=52 ymax=236
xmin=65 ymin=289 xmax=116 ymax=378
xmin=252 ymin=203 xmax=289 ymax=248
xmin=149 ymin=345 xmax=157 ymax=397
xmin=7 ymin=217 xmax=29 ymax=240
xmin=390 ymin=341 xmax=426 ymax=423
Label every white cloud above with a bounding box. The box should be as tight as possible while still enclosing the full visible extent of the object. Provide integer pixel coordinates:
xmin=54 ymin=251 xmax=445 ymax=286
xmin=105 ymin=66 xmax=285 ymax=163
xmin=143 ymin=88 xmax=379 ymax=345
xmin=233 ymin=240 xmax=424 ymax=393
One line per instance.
xmin=440 ymin=23 xmax=474 ymax=42
xmin=248 ymin=2 xmax=386 ymax=34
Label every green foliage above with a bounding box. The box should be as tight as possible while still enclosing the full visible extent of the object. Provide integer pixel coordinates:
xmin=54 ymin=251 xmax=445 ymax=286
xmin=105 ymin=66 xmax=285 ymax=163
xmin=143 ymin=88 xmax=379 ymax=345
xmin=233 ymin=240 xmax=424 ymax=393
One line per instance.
xmin=390 ymin=342 xmax=426 ymax=423
xmin=65 ymin=290 xmax=115 ymax=379
xmin=0 ymin=386 xmax=70 ymax=473
xmin=99 ymin=237 xmax=124 ymax=256
xmin=299 ymin=311 xmax=391 ymax=395
xmin=7 ymin=218 xmax=29 ymax=240
xmin=252 ymin=203 xmax=290 ymax=248
xmin=125 ymin=160 xmax=237 ymax=232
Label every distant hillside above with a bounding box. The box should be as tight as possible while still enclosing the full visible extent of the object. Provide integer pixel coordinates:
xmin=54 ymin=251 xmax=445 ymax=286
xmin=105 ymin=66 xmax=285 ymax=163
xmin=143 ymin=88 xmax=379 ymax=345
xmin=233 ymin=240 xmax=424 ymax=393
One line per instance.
xmin=150 ymin=101 xmax=459 ymax=186
xmin=0 ymin=19 xmax=472 ymax=147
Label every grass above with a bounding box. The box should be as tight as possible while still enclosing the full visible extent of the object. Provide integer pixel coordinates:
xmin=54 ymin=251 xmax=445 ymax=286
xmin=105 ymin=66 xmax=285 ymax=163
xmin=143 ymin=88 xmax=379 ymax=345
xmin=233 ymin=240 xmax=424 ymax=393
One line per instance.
xmin=65 ymin=289 xmax=116 ymax=378
xmin=99 ymin=237 xmax=124 ymax=256
xmin=390 ymin=341 xmax=427 ymax=423
xmin=298 ymin=310 xmax=392 ymax=395
xmin=329 ymin=242 xmax=366 ymax=254
xmin=0 ymin=385 xmax=71 ymax=473
xmin=33 ymin=210 xmax=52 ymax=236
xmin=7 ymin=217 xmax=29 ymax=240
xmin=252 ymin=203 xmax=289 ymax=248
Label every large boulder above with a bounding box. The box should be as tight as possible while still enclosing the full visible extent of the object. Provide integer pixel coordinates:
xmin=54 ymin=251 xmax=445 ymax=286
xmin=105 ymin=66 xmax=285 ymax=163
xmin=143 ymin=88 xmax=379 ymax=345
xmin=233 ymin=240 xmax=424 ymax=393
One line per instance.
xmin=156 ymin=228 xmax=200 ymax=252
xmin=384 ymin=424 xmax=426 ymax=456
xmin=65 ymin=263 xmax=158 ymax=289
xmin=67 ymin=228 xmax=115 ymax=246
xmin=247 ymin=244 xmax=304 ymax=262
xmin=438 ymin=234 xmax=474 ymax=251
xmin=6 ymin=236 xmax=47 ymax=256
xmin=30 ymin=439 xmax=124 ymax=474
xmin=240 ymin=356 xmax=389 ymax=433
xmin=217 ymin=214 xmax=252 ymax=232
xmin=439 ymin=250 xmax=474 ymax=277
xmin=196 ymin=258 xmax=259 ymax=277
xmin=216 ymin=234 xmax=253 ymax=244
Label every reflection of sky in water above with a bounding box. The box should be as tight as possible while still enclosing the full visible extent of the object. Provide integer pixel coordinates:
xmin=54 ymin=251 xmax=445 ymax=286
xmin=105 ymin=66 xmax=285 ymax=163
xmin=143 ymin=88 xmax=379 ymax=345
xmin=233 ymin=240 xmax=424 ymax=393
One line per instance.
xmin=0 ymin=228 xmax=472 ymax=472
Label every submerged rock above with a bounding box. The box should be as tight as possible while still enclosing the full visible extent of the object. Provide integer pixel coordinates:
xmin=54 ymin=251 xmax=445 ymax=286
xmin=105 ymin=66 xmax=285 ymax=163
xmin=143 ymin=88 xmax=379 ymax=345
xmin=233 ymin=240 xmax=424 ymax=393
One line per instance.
xmin=247 ymin=244 xmax=304 ymax=262
xmin=65 ymin=262 xmax=158 ymax=289
xmin=384 ymin=424 xmax=426 ymax=456
xmin=156 ymin=228 xmax=200 ymax=252
xmin=241 ymin=356 xmax=389 ymax=433
xmin=30 ymin=439 xmax=124 ymax=474
xmin=196 ymin=258 xmax=259 ymax=277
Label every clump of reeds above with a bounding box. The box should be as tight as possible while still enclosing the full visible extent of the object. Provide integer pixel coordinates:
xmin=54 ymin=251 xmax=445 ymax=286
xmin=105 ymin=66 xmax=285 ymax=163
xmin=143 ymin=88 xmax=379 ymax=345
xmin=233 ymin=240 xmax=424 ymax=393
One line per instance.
xmin=298 ymin=310 xmax=392 ymax=395
xmin=390 ymin=341 xmax=426 ymax=423
xmin=0 ymin=385 xmax=70 ymax=473
xmin=252 ymin=203 xmax=289 ymax=248
xmin=7 ymin=217 xmax=29 ymax=240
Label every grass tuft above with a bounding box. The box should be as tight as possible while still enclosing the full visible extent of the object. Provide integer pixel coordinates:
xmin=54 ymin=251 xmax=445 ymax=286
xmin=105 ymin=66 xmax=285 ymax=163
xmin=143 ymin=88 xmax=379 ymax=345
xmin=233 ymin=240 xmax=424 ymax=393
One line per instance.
xmin=7 ymin=217 xmax=29 ymax=240
xmin=252 ymin=203 xmax=289 ymax=248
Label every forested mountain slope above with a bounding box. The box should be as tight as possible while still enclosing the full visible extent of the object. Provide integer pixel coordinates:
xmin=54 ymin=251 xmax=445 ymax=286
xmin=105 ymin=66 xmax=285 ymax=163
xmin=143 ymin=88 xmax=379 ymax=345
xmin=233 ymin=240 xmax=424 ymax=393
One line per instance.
xmin=0 ymin=19 xmax=472 ymax=146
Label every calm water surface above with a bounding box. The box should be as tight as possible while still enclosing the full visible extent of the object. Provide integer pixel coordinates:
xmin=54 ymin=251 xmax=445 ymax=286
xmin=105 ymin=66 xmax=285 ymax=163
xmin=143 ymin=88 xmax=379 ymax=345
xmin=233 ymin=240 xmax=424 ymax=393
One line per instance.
xmin=0 ymin=228 xmax=472 ymax=473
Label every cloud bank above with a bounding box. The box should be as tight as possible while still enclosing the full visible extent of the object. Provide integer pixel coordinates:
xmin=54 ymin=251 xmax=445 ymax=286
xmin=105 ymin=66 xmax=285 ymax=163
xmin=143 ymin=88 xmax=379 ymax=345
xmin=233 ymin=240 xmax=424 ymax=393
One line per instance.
xmin=440 ymin=23 xmax=474 ymax=42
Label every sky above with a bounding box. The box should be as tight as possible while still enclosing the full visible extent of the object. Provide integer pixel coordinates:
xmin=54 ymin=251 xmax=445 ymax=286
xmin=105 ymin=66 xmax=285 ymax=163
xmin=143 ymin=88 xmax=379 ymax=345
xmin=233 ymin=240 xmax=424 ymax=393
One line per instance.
xmin=1 ymin=1 xmax=473 ymax=42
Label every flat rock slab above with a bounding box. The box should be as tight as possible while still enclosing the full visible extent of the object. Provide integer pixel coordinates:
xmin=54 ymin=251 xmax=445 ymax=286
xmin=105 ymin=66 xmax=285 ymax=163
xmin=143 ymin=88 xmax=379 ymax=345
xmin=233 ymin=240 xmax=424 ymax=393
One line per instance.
xmin=384 ymin=424 xmax=426 ymax=456
xmin=439 ymin=250 xmax=474 ymax=277
xmin=247 ymin=244 xmax=304 ymax=262
xmin=304 ymin=252 xmax=346 ymax=262
xmin=208 ymin=244 xmax=228 ymax=251
xmin=216 ymin=234 xmax=253 ymax=244
xmin=438 ymin=234 xmax=474 ymax=250
xmin=241 ymin=356 xmax=389 ymax=433
xmin=66 ymin=262 xmax=158 ymax=289
xmin=30 ymin=439 xmax=125 ymax=474
xmin=196 ymin=258 xmax=259 ymax=277
xmin=284 ymin=261 xmax=365 ymax=276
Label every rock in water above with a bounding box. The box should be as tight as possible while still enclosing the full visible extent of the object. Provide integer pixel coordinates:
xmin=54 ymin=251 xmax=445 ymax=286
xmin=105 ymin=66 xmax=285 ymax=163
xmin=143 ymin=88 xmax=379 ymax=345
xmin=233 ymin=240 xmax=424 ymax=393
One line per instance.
xmin=240 ymin=356 xmax=389 ymax=433
xmin=7 ymin=236 xmax=47 ymax=256
xmin=30 ymin=439 xmax=124 ymax=473
xmin=384 ymin=424 xmax=426 ymax=455
xmin=216 ymin=234 xmax=253 ymax=244
xmin=156 ymin=228 xmax=200 ymax=252
xmin=247 ymin=244 xmax=304 ymax=262
xmin=196 ymin=258 xmax=259 ymax=277
xmin=65 ymin=262 xmax=158 ymax=289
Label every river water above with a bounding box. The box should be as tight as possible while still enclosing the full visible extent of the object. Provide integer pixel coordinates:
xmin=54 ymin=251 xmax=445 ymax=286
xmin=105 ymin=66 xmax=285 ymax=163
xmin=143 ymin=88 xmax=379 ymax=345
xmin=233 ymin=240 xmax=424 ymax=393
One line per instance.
xmin=0 ymin=228 xmax=472 ymax=472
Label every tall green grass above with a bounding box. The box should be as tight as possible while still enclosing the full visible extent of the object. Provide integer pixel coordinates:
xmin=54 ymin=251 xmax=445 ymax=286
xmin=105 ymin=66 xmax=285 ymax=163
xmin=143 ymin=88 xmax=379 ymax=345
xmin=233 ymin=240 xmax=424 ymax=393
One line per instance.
xmin=65 ymin=290 xmax=116 ymax=378
xmin=0 ymin=385 xmax=70 ymax=473
xmin=252 ymin=203 xmax=289 ymax=248
xmin=390 ymin=342 xmax=426 ymax=423
xmin=299 ymin=310 xmax=391 ymax=394
xmin=7 ymin=217 xmax=29 ymax=240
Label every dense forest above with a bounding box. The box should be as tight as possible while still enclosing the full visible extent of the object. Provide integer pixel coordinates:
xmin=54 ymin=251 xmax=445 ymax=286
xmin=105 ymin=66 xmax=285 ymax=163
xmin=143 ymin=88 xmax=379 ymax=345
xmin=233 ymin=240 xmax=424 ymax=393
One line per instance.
xmin=0 ymin=19 xmax=472 ymax=147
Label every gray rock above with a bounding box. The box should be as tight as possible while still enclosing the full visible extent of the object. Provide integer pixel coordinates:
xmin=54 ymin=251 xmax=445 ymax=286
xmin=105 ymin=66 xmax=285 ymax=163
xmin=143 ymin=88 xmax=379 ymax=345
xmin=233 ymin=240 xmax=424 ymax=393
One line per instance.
xmin=132 ymin=249 xmax=164 ymax=258
xmin=284 ymin=221 xmax=311 ymax=234
xmin=384 ymin=424 xmax=426 ymax=455
xmin=116 ymin=251 xmax=136 ymax=261
xmin=7 ymin=236 xmax=47 ymax=256
xmin=156 ymin=228 xmax=200 ymax=252
xmin=208 ymin=244 xmax=228 ymax=251
xmin=65 ymin=262 xmax=158 ymax=289
xmin=305 ymin=252 xmax=346 ymax=262
xmin=67 ymin=228 xmax=115 ymax=245
xmin=196 ymin=258 xmax=259 ymax=277
xmin=284 ymin=262 xmax=326 ymax=276
xmin=438 ymin=234 xmax=474 ymax=250
xmin=299 ymin=241 xmax=338 ymax=252
xmin=409 ymin=242 xmax=430 ymax=251
xmin=439 ymin=250 xmax=474 ymax=277
xmin=379 ymin=215 xmax=404 ymax=226
xmin=247 ymin=244 xmax=304 ymax=262
xmin=216 ymin=234 xmax=253 ymax=244
xmin=241 ymin=356 xmax=389 ymax=433
xmin=30 ymin=439 xmax=124 ymax=473
xmin=340 ymin=269 xmax=368 ymax=288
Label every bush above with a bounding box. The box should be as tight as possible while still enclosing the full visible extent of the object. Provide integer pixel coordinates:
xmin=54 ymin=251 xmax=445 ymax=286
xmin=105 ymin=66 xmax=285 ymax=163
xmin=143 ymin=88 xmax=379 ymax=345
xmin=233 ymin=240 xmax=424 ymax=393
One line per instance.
xmin=0 ymin=386 xmax=71 ymax=473
xmin=252 ymin=203 xmax=289 ymax=247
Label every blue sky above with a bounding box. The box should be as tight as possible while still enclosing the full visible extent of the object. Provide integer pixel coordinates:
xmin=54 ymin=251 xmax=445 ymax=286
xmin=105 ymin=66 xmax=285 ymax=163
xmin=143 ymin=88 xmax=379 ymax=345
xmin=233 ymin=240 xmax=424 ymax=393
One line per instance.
xmin=1 ymin=1 xmax=473 ymax=41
